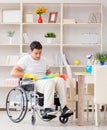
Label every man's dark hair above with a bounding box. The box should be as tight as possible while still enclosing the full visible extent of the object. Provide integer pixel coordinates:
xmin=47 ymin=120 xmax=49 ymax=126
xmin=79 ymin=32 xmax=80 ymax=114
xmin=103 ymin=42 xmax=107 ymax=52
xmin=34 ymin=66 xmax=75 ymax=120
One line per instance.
xmin=30 ymin=41 xmax=42 ymax=51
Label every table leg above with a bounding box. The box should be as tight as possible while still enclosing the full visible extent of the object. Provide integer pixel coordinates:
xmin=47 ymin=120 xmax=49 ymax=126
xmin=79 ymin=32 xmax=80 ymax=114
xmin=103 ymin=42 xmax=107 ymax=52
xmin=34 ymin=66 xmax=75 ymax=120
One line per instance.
xmin=77 ymin=75 xmax=85 ymax=126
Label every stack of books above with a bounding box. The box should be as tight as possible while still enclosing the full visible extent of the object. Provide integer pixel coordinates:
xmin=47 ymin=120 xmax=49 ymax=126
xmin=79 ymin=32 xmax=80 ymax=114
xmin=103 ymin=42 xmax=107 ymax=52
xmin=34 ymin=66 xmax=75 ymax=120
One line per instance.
xmin=4 ymin=78 xmax=19 ymax=87
xmin=6 ymin=55 xmax=19 ymax=66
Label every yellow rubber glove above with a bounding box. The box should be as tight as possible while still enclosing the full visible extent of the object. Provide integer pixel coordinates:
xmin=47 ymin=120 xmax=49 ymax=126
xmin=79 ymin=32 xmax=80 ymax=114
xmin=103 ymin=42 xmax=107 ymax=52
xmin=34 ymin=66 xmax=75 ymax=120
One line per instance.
xmin=23 ymin=73 xmax=38 ymax=81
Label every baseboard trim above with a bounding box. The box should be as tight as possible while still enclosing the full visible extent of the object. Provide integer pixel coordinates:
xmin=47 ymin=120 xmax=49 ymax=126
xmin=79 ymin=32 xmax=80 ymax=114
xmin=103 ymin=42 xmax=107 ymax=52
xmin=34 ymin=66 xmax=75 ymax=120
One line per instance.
xmin=0 ymin=108 xmax=6 ymax=111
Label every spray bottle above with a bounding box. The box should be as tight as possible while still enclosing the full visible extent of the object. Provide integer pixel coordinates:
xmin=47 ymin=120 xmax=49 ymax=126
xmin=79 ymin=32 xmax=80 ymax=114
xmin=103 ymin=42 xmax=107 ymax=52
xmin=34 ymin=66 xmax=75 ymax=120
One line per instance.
xmin=86 ymin=54 xmax=92 ymax=74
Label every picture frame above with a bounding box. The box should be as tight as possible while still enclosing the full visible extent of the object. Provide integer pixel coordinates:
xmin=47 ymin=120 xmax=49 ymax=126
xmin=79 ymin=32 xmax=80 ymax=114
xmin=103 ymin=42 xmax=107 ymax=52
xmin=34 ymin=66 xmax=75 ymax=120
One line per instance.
xmin=2 ymin=9 xmax=21 ymax=23
xmin=48 ymin=12 xmax=58 ymax=23
xmin=25 ymin=13 xmax=34 ymax=23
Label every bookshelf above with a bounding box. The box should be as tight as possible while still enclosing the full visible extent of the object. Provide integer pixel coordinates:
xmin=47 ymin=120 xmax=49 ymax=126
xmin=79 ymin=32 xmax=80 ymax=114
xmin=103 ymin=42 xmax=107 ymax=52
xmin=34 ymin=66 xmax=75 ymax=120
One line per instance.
xmin=0 ymin=1 xmax=102 ymax=108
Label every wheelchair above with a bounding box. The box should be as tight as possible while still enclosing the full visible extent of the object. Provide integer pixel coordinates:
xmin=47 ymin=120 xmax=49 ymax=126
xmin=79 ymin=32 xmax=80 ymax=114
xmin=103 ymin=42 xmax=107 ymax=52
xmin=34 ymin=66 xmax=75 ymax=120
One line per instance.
xmin=6 ymin=78 xmax=71 ymax=125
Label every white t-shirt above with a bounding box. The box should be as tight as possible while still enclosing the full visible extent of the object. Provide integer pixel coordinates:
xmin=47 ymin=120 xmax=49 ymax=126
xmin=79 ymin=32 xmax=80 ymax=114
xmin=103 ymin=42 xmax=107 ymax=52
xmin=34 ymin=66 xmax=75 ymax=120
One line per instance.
xmin=17 ymin=55 xmax=49 ymax=78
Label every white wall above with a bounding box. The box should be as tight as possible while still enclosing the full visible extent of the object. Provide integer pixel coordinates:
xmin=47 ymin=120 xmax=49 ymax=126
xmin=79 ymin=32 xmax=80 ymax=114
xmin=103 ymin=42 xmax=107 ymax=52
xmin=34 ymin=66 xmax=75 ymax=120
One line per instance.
xmin=102 ymin=0 xmax=107 ymax=51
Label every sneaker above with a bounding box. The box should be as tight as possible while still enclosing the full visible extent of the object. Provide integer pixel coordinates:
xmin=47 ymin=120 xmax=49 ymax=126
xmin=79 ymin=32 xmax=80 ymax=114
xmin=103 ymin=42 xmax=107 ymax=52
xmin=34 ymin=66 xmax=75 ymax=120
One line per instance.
xmin=61 ymin=106 xmax=73 ymax=116
xmin=42 ymin=108 xmax=57 ymax=117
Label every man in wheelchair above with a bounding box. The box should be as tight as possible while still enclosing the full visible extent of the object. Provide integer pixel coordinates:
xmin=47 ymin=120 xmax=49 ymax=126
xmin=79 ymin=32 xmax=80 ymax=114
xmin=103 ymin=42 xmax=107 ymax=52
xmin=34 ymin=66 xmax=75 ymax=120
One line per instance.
xmin=10 ymin=41 xmax=73 ymax=119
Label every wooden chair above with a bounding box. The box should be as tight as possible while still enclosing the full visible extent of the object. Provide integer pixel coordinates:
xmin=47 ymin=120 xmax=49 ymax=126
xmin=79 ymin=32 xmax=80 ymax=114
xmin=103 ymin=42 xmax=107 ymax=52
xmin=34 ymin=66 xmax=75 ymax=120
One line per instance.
xmin=94 ymin=65 xmax=107 ymax=126
xmin=84 ymin=75 xmax=94 ymax=121
xmin=65 ymin=65 xmax=78 ymax=118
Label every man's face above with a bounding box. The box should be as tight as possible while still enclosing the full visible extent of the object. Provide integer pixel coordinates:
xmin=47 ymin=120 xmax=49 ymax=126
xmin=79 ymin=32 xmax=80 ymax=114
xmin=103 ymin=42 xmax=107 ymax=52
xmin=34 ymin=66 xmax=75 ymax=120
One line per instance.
xmin=31 ymin=48 xmax=42 ymax=60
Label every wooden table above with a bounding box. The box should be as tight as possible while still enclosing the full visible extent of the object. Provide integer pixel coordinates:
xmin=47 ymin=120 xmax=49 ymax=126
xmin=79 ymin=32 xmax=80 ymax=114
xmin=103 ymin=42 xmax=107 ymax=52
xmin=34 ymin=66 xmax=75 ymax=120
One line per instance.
xmin=75 ymin=72 xmax=94 ymax=126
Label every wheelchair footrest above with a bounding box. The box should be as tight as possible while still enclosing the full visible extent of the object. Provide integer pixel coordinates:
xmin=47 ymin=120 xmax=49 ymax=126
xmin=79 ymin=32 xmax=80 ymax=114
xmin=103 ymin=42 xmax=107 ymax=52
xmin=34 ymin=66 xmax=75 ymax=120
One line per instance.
xmin=61 ymin=112 xmax=73 ymax=118
xmin=42 ymin=115 xmax=57 ymax=120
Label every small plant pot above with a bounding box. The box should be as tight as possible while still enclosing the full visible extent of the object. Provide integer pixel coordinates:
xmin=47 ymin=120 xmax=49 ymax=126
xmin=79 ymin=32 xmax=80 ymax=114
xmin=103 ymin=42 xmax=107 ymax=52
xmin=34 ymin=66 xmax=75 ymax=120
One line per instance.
xmin=46 ymin=38 xmax=54 ymax=44
xmin=100 ymin=61 xmax=105 ymax=65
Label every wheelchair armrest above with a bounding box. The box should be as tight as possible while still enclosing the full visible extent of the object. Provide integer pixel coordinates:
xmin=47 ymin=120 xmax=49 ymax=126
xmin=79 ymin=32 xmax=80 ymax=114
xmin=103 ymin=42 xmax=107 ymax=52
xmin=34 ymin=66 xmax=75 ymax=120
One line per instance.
xmin=21 ymin=84 xmax=34 ymax=91
xmin=19 ymin=78 xmax=35 ymax=91
xmin=20 ymin=78 xmax=33 ymax=81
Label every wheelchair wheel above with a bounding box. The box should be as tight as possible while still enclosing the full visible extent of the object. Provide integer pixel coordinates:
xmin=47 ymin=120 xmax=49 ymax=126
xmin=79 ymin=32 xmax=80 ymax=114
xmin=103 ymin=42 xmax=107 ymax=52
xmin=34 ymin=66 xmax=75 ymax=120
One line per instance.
xmin=6 ymin=86 xmax=28 ymax=123
xmin=59 ymin=115 xmax=68 ymax=124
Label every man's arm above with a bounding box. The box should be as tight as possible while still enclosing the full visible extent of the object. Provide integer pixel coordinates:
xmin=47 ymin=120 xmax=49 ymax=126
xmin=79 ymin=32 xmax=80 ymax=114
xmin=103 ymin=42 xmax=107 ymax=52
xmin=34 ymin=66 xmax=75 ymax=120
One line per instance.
xmin=11 ymin=65 xmax=38 ymax=81
xmin=10 ymin=65 xmax=24 ymax=78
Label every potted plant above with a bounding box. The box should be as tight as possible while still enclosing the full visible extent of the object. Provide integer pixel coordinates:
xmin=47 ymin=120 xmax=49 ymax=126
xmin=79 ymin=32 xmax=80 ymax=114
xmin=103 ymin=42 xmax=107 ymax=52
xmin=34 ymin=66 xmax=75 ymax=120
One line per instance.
xmin=44 ymin=32 xmax=56 ymax=44
xmin=94 ymin=52 xmax=106 ymax=65
xmin=7 ymin=31 xmax=15 ymax=44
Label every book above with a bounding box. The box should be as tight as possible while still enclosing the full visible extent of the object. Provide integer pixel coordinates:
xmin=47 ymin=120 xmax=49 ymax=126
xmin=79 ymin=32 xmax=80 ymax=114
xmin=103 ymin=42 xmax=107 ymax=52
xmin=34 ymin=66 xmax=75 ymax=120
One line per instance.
xmin=63 ymin=19 xmax=76 ymax=24
xmin=55 ymin=53 xmax=61 ymax=65
xmin=4 ymin=78 xmax=19 ymax=87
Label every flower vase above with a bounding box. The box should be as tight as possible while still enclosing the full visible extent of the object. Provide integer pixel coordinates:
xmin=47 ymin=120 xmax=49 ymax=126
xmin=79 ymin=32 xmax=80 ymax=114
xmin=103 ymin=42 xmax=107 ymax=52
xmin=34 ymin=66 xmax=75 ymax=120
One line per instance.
xmin=38 ymin=15 xmax=43 ymax=23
